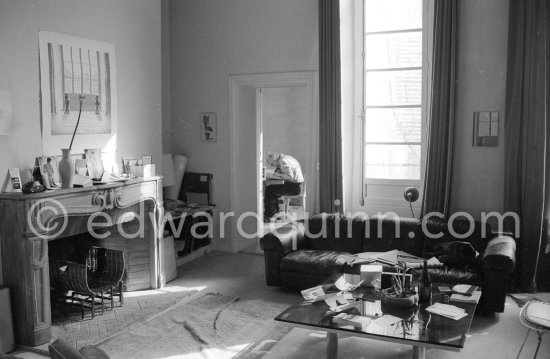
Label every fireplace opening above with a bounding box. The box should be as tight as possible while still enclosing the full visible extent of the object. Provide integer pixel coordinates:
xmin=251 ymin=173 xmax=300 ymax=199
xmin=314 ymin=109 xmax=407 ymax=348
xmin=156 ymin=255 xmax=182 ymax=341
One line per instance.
xmin=48 ymin=232 xmax=125 ymax=323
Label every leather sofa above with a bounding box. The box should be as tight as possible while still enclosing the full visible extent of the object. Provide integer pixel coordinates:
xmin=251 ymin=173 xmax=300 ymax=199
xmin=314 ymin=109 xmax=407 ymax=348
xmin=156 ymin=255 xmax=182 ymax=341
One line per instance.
xmin=260 ymin=213 xmax=516 ymax=313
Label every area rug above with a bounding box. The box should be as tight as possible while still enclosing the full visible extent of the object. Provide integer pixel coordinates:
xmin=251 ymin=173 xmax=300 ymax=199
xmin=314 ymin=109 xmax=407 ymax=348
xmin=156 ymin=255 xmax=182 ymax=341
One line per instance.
xmin=51 ymin=289 xmax=200 ymax=349
xmin=93 ymin=292 xmax=292 ymax=359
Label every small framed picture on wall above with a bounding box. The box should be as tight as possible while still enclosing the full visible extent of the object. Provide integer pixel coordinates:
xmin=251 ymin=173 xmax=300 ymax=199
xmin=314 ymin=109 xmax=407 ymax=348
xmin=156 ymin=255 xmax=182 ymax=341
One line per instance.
xmin=200 ymin=112 xmax=217 ymax=142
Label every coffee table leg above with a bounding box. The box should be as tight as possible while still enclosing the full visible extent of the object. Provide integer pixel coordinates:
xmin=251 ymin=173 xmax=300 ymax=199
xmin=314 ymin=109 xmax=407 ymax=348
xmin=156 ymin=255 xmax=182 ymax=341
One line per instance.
xmin=327 ymin=332 xmax=338 ymax=359
xmin=413 ymin=346 xmax=426 ymax=359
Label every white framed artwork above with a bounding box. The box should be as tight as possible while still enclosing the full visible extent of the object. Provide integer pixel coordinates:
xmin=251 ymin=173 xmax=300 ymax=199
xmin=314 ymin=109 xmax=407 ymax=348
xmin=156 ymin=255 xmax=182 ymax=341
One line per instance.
xmin=200 ymin=112 xmax=217 ymax=142
xmin=39 ymin=31 xmax=117 ymax=155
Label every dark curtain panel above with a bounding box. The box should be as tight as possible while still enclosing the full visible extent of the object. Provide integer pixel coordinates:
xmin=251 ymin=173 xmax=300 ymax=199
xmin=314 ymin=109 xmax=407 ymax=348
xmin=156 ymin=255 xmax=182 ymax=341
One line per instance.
xmin=504 ymin=0 xmax=550 ymax=292
xmin=319 ymin=0 xmax=343 ymax=213
xmin=421 ymin=0 xmax=457 ymax=218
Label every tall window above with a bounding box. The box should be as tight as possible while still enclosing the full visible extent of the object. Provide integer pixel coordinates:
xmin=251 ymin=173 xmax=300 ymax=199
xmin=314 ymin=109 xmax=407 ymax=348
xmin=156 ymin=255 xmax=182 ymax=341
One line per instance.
xmin=363 ymin=0 xmax=424 ymax=181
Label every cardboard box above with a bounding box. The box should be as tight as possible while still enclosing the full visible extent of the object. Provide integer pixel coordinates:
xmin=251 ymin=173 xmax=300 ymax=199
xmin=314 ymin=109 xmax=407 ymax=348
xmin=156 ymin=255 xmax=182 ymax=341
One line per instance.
xmin=344 ymin=273 xmax=361 ymax=285
xmin=361 ymin=264 xmax=383 ymax=288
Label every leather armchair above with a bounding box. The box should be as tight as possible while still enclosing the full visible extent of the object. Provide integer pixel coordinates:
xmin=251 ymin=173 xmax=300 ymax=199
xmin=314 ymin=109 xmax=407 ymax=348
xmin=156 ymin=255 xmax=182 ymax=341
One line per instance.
xmin=480 ymin=235 xmax=517 ymax=312
xmin=261 ymin=221 xmax=305 ymax=286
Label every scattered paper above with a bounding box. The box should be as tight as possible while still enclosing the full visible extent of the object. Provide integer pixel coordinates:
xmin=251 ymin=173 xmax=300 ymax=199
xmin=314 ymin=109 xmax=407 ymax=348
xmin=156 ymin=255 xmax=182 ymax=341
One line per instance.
xmin=452 ymin=284 xmax=477 ymax=295
xmin=367 ymin=322 xmax=397 ymax=335
xmin=335 ymin=275 xmax=364 ymax=292
xmin=427 ymin=257 xmax=444 ymax=267
xmin=333 ymin=313 xmax=372 ymax=330
xmin=363 ymin=301 xmax=382 ymax=317
xmin=325 ymin=294 xmax=348 ymax=308
xmin=350 ymin=256 xmax=376 ymax=265
xmin=451 ymin=291 xmax=481 ymax=304
xmin=426 ymin=302 xmax=468 ymax=320
xmin=343 ymin=292 xmax=354 ymax=300
xmin=301 ymin=285 xmax=325 ymax=301
xmin=372 ymin=314 xmax=402 ymax=327
xmin=330 ymin=301 xmax=358 ymax=313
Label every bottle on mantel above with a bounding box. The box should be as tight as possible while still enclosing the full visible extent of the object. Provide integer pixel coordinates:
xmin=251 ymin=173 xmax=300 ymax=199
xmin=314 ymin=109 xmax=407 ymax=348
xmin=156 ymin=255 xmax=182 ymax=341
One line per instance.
xmin=418 ymin=259 xmax=432 ymax=303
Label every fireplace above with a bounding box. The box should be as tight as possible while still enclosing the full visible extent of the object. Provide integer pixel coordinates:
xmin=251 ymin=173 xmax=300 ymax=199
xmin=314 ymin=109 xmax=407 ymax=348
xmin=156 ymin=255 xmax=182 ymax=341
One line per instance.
xmin=0 ymin=178 xmax=163 ymax=346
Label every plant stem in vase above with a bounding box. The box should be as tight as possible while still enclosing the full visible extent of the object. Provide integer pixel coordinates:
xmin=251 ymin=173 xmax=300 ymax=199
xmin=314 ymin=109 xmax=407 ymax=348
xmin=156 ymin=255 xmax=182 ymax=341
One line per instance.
xmin=59 ymin=95 xmax=84 ymax=188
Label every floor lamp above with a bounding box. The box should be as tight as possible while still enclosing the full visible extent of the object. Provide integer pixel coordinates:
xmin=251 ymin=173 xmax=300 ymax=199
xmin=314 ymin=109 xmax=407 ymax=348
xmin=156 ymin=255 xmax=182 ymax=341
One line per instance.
xmin=403 ymin=187 xmax=419 ymax=218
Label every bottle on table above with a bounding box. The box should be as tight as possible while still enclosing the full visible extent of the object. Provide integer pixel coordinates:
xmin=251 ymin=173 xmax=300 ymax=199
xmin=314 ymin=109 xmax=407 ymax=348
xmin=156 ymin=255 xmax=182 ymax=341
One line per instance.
xmin=418 ymin=259 xmax=432 ymax=303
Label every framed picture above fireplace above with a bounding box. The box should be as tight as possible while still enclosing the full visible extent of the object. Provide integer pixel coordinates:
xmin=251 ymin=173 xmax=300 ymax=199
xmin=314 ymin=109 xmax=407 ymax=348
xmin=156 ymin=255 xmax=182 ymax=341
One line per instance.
xmin=38 ymin=30 xmax=118 ymax=155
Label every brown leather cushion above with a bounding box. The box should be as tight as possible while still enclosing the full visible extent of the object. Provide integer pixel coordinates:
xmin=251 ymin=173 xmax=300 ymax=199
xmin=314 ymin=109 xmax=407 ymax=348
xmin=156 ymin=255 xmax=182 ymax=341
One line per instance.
xmin=281 ymin=249 xmax=355 ymax=275
xmin=362 ymin=215 xmax=424 ymax=256
xmin=422 ymin=218 xmax=492 ymax=257
xmin=427 ymin=267 xmax=481 ymax=286
xmin=304 ymin=214 xmax=365 ymax=253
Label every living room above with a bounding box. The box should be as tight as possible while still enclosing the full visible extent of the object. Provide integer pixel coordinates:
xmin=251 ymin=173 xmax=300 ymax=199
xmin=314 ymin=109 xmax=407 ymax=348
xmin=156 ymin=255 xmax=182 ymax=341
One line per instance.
xmin=0 ymin=0 xmax=549 ymax=358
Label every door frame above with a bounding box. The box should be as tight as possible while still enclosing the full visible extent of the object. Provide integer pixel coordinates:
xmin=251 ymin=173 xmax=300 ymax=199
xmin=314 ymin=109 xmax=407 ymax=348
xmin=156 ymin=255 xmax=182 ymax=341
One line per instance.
xmin=228 ymin=71 xmax=319 ymax=252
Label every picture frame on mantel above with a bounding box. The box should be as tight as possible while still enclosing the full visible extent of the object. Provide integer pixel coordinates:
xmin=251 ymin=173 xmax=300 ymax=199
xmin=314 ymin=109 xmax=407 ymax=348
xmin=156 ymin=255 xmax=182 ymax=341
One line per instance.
xmin=200 ymin=112 xmax=217 ymax=142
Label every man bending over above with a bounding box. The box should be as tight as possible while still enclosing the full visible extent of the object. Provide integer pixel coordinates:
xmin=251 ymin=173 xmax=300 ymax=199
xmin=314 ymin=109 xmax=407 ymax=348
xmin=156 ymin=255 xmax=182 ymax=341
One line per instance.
xmin=264 ymin=152 xmax=304 ymax=221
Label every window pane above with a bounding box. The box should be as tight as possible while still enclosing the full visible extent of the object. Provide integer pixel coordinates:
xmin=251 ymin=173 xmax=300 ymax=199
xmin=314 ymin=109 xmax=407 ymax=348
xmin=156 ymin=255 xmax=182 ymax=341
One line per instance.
xmin=366 ymin=32 xmax=422 ymax=69
xmin=365 ymin=144 xmax=421 ymax=180
xmin=366 ymin=70 xmax=422 ymax=106
xmin=365 ymin=108 xmax=421 ymax=142
xmin=365 ymin=0 xmax=422 ymax=32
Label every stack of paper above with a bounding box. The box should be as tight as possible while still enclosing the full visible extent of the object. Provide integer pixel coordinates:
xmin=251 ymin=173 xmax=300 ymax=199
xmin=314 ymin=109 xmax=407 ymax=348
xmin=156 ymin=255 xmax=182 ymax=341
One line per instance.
xmin=426 ymin=302 xmax=468 ymax=320
xmin=451 ymin=291 xmax=481 ymax=303
xmin=376 ymin=250 xmax=400 ymax=265
xmin=333 ymin=313 xmax=372 ymax=330
xmin=372 ymin=314 xmax=402 ymax=327
xmin=450 ymin=285 xmax=481 ymax=303
xmin=349 ymin=256 xmax=376 ymax=265
xmin=452 ymin=284 xmax=477 ymax=295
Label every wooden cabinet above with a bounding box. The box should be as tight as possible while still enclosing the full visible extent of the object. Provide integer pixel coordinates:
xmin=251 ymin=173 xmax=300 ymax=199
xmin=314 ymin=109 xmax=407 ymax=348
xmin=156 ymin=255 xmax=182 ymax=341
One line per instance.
xmin=0 ymin=177 xmax=163 ymax=346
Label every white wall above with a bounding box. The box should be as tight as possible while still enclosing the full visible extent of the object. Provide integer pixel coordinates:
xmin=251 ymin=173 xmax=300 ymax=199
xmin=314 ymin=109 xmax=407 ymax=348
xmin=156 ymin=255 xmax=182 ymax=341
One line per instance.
xmin=166 ymin=0 xmax=507 ymax=252
xmin=0 ymin=0 xmax=163 ymax=283
xmin=262 ymin=87 xmax=309 ymax=167
xmin=168 ymin=0 xmax=318 ymax=250
xmin=450 ymin=0 xmax=508 ymax=219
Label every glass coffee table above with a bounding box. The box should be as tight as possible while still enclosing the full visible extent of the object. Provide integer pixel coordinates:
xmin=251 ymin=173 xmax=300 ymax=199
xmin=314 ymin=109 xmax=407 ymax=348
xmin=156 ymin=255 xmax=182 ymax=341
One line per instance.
xmin=275 ymin=286 xmax=477 ymax=359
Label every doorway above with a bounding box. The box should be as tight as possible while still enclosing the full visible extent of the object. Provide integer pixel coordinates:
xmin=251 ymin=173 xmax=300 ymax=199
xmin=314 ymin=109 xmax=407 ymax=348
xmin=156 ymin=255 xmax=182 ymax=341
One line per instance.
xmin=229 ymin=72 xmax=319 ymax=253
xmin=260 ymin=86 xmax=309 ymax=229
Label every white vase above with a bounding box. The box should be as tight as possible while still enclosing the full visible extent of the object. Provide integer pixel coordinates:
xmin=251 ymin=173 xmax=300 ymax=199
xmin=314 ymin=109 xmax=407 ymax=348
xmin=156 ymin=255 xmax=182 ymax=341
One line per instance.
xmin=58 ymin=148 xmax=74 ymax=189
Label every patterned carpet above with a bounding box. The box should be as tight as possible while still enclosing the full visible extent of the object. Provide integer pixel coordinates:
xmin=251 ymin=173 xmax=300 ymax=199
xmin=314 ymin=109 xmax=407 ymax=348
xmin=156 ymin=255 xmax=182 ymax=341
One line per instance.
xmin=93 ymin=292 xmax=292 ymax=359
xmin=50 ymin=289 xmax=199 ymax=349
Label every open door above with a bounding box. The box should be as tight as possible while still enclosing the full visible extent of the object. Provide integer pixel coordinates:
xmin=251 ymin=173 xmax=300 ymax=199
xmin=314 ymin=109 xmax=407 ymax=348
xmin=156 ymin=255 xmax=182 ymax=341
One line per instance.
xmin=229 ymin=72 xmax=319 ymax=253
